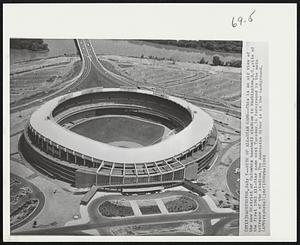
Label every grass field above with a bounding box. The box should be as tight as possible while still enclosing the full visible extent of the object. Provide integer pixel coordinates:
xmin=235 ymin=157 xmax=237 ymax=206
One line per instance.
xmin=70 ymin=116 xmax=167 ymax=148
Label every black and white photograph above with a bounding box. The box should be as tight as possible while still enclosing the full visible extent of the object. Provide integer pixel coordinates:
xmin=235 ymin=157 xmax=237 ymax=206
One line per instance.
xmin=10 ymin=38 xmax=242 ymax=236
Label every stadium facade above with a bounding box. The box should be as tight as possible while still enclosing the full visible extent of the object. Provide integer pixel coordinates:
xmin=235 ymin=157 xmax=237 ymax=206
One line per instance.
xmin=21 ymin=88 xmax=218 ymax=191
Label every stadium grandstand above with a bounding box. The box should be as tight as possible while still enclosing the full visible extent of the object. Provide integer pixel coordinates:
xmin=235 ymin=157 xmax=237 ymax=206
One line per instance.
xmin=20 ymin=87 xmax=218 ymax=191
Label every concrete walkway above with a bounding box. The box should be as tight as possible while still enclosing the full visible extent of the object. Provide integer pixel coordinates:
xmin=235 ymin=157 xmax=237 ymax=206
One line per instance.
xmin=129 ymin=200 xmax=142 ymax=217
xmin=155 ymin=199 xmax=169 ymax=215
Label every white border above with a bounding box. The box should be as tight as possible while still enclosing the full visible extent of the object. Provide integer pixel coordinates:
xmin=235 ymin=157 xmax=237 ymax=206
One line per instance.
xmin=3 ymin=3 xmax=297 ymax=242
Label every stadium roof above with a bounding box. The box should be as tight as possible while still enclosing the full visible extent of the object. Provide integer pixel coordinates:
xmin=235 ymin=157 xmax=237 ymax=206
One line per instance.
xmin=30 ymin=88 xmax=214 ymax=163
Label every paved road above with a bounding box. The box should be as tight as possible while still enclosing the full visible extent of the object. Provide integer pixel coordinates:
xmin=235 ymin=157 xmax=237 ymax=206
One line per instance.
xmin=87 ymin=191 xmax=211 ymax=222
xmin=12 ymin=211 xmax=238 ymax=235
xmin=83 ymin=39 xmax=134 ymax=86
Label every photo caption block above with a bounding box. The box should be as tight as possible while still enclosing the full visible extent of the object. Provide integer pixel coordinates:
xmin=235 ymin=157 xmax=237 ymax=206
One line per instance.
xmin=240 ymin=42 xmax=270 ymax=236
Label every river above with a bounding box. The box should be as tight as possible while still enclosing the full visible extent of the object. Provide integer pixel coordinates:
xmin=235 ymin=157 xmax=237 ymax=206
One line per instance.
xmin=10 ymin=39 xmax=77 ymax=64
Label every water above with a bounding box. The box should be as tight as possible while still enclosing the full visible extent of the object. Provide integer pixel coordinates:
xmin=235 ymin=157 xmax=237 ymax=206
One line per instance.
xmin=91 ymin=39 xmax=241 ymax=63
xmin=10 ymin=39 xmax=77 ymax=64
xmin=10 ymin=39 xmax=241 ymax=65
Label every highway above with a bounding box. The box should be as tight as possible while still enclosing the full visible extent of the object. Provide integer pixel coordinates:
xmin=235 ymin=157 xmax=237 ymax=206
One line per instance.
xmin=83 ymin=39 xmax=134 ymax=86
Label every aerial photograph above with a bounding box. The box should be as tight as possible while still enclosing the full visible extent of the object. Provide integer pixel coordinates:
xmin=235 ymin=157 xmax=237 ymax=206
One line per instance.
xmin=10 ymin=38 xmax=242 ymax=236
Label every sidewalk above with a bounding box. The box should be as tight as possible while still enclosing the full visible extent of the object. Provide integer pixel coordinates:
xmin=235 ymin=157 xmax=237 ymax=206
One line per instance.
xmin=129 ymin=200 xmax=142 ymax=217
xmin=155 ymin=198 xmax=169 ymax=215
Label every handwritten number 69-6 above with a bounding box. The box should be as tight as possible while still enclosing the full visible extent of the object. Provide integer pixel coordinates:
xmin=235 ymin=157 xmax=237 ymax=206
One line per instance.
xmin=232 ymin=10 xmax=256 ymax=28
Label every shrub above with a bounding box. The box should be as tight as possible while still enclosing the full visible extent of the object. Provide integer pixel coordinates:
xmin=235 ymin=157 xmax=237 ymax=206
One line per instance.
xmin=212 ymin=55 xmax=223 ymax=66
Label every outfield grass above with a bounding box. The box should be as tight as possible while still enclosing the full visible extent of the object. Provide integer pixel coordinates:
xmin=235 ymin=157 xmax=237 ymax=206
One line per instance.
xmin=70 ymin=116 xmax=165 ymax=147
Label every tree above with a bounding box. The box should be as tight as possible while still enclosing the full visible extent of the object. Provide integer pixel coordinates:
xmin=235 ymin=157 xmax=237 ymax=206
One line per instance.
xmin=212 ymin=55 xmax=223 ymax=66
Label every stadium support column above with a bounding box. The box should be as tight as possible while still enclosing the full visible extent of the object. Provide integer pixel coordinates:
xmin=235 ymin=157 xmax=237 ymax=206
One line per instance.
xmin=134 ymin=163 xmax=138 ymax=183
xmin=48 ymin=141 xmax=53 ymax=155
xmin=38 ymin=135 xmax=42 ymax=149
xmin=74 ymin=151 xmax=77 ymax=164
xmin=174 ymin=157 xmax=185 ymax=180
xmin=58 ymin=146 xmax=62 ymax=159
xmin=109 ymin=163 xmax=114 ymax=185
xmin=45 ymin=140 xmax=49 ymax=153
xmin=145 ymin=164 xmax=150 ymax=183
xmin=82 ymin=155 xmax=86 ymax=166
xmin=96 ymin=160 xmax=104 ymax=186
xmin=122 ymin=164 xmax=126 ymax=184
xmin=155 ymin=162 xmax=163 ymax=182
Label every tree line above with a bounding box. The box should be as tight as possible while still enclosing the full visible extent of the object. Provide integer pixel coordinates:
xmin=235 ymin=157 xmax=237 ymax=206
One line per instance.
xmin=142 ymin=40 xmax=242 ymax=53
xmin=141 ymin=54 xmax=241 ymax=68
xmin=10 ymin=39 xmax=49 ymax=52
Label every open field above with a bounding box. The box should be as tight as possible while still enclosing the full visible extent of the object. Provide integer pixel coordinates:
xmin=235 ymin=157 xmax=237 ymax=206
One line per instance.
xmin=10 ymin=56 xmax=81 ymax=105
xmin=70 ymin=115 xmax=168 ymax=147
xmin=100 ymin=55 xmax=241 ymax=106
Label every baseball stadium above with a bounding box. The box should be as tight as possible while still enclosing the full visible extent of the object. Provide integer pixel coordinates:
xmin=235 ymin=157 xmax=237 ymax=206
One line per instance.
xmin=20 ymin=87 xmax=218 ymax=191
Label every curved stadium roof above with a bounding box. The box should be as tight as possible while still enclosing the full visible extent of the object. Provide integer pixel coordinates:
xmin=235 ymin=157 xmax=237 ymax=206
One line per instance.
xmin=30 ymin=88 xmax=214 ymax=163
